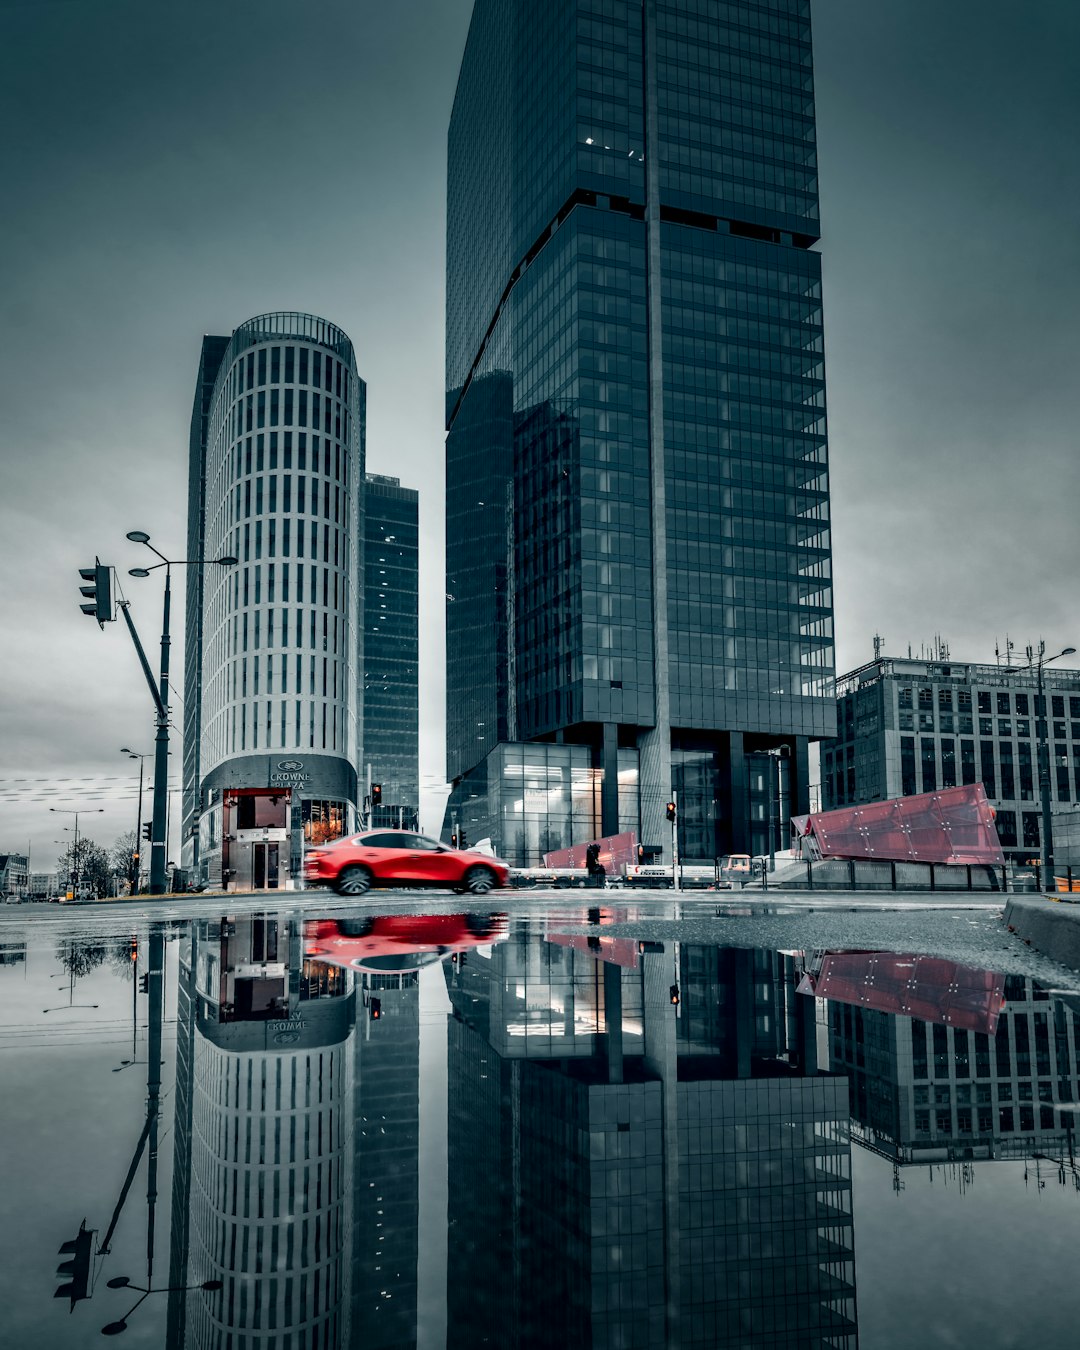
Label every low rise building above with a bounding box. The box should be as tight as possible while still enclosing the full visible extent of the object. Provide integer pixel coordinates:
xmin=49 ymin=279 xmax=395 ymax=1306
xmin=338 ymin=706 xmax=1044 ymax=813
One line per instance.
xmin=822 ymin=654 xmax=1080 ymax=866
xmin=0 ymin=853 xmax=29 ymax=898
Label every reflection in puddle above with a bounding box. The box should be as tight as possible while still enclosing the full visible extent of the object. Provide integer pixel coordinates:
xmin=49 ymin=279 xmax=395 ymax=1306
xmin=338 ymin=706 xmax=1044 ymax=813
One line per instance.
xmin=5 ymin=911 xmax=1080 ymax=1347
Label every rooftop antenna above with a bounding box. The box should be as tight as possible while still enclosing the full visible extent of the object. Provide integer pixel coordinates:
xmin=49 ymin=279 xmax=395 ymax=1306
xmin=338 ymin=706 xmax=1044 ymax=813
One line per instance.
xmin=873 ymin=633 xmax=884 ymax=660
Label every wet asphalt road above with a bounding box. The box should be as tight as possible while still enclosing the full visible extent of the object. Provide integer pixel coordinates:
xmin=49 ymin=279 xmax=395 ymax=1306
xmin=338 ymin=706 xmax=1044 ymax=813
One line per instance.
xmin=2 ymin=886 xmax=1076 ymax=989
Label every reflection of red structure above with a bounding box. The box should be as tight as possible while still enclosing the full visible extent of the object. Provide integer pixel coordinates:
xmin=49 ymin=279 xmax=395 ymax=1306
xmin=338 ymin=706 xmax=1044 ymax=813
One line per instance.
xmin=543 ymin=831 xmax=638 ymax=875
xmin=304 ymin=914 xmax=508 ymax=974
xmin=791 ymin=783 xmax=1003 ymax=865
xmin=797 ymin=952 xmax=1007 ymax=1035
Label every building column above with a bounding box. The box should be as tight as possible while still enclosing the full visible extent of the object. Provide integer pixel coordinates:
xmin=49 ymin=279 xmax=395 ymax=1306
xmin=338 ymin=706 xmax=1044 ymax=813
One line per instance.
xmin=724 ymin=732 xmax=748 ymax=855
xmin=790 ymin=735 xmax=811 ymax=817
xmin=601 ymin=722 xmax=620 ymax=837
xmin=604 ymin=961 xmax=624 ymax=1085
xmin=637 ymin=0 xmax=673 ymax=866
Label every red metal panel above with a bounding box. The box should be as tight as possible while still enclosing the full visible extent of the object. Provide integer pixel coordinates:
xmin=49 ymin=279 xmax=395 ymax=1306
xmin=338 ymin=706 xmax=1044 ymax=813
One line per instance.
xmin=793 ymin=784 xmax=1003 ymax=864
xmin=543 ymin=830 xmax=638 ymax=874
xmin=799 ymin=951 xmax=1007 ymax=1035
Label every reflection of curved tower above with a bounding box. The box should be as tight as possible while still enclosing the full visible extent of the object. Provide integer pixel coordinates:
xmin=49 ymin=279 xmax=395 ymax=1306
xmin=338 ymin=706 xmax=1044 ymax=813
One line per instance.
xmin=446 ymin=927 xmax=857 ymax=1349
xmin=169 ymin=915 xmax=355 ymax=1349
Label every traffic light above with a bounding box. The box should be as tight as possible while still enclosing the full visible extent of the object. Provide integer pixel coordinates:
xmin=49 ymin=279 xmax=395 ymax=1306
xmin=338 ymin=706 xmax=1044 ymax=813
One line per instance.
xmin=371 ymin=783 xmax=382 ymax=806
xmin=369 ymin=997 xmax=382 ymax=1020
xmin=459 ymin=829 xmax=467 ymax=849
xmin=55 ymin=1222 xmax=94 ymax=1310
xmin=142 ymin=822 xmax=152 ymax=842
xmin=666 ymin=801 xmax=677 ymax=822
xmin=78 ymin=559 xmax=112 ymax=626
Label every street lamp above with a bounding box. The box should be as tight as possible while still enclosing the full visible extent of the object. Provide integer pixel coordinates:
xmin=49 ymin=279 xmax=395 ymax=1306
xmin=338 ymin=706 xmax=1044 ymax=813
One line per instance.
xmin=121 ymin=749 xmax=150 ymax=893
xmin=124 ymin=533 xmax=237 ymax=894
xmin=1031 ymin=642 xmax=1076 ymax=891
xmin=49 ymin=807 xmax=103 ymax=896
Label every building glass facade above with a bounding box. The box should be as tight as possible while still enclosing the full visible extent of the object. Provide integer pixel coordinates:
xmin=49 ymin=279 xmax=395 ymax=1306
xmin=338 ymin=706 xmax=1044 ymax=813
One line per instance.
xmin=447 ymin=0 xmax=834 ymax=863
xmin=183 ymin=313 xmax=365 ymax=887
xmin=362 ymin=474 xmax=419 ymax=829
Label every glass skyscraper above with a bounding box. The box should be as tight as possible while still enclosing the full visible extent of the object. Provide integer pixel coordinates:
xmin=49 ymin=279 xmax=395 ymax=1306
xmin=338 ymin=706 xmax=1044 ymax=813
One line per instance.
xmin=446 ymin=0 xmax=834 ymax=862
xmin=362 ymin=474 xmax=420 ymax=829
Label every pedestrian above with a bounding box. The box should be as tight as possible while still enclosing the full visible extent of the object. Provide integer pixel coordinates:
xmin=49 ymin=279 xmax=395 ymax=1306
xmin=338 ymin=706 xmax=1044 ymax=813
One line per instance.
xmin=586 ymin=842 xmax=606 ymax=889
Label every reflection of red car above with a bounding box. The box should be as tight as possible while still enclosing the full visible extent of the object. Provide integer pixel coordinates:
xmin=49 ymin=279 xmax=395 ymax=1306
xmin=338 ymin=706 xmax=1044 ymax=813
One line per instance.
xmin=304 ymin=914 xmax=509 ymax=974
xmin=304 ymin=829 xmax=510 ymax=897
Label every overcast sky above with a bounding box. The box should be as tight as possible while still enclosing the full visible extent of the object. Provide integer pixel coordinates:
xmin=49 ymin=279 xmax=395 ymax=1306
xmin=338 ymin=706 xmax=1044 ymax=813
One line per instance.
xmin=1 ymin=0 xmax=1077 ymax=869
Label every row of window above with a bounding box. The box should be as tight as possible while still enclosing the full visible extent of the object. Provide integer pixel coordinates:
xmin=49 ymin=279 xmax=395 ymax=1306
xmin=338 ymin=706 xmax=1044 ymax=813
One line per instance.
xmin=227 ymin=387 xmax=352 ymax=440
xmin=227 ymin=343 xmax=351 ymax=401
xmin=899 ymin=712 xmax=1080 ymax=740
xmin=898 ymin=685 xmax=1080 ymax=718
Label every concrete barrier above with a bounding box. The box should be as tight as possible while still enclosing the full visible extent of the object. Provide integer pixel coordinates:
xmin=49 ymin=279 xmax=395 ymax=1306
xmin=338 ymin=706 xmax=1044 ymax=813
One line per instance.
xmin=1004 ymin=896 xmax=1080 ymax=971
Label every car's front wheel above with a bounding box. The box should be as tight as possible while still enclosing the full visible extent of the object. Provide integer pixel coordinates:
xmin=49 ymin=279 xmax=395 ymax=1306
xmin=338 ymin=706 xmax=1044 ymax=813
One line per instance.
xmin=463 ymin=865 xmax=497 ymax=895
xmin=334 ymin=865 xmax=374 ymax=897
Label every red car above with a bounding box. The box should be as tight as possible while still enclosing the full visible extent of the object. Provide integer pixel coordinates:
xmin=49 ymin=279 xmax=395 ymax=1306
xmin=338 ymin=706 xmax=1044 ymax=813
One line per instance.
xmin=305 ymin=913 xmax=508 ymax=974
xmin=303 ymin=829 xmax=510 ymax=897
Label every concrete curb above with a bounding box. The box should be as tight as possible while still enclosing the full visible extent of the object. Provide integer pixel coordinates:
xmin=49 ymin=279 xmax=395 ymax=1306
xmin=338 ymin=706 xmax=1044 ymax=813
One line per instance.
xmin=1004 ymin=896 xmax=1080 ymax=971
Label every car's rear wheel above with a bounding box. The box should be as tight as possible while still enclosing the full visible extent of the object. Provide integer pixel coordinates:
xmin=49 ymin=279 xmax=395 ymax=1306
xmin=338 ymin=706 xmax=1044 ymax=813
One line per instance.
xmin=337 ymin=918 xmax=374 ymax=937
xmin=463 ymin=865 xmax=496 ymax=895
xmin=335 ymin=865 xmax=373 ymax=897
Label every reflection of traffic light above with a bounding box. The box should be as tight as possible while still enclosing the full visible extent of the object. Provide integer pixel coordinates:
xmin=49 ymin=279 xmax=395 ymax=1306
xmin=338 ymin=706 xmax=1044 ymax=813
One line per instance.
xmin=56 ymin=1222 xmax=94 ymax=1309
xmin=129 ymin=939 xmax=138 ymax=962
xmin=669 ymin=984 xmax=680 ymax=1006
xmin=78 ymin=559 xmax=112 ymax=626
xmin=142 ymin=822 xmax=152 ymax=842
xmin=451 ymin=832 xmax=459 ymax=848
xmin=139 ymin=974 xmax=149 ymax=994
xmin=371 ymin=783 xmax=382 ymax=806
xmin=666 ymin=801 xmax=677 ymax=822
xmin=369 ymin=997 xmax=382 ymax=1020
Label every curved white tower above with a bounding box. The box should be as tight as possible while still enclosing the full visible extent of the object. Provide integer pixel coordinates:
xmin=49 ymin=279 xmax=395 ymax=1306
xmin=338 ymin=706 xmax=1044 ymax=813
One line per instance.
xmin=184 ymin=313 xmax=365 ymax=886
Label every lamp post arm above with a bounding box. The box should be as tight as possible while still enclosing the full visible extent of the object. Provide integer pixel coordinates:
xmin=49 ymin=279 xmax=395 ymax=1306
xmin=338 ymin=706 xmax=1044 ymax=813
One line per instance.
xmin=118 ymin=603 xmax=166 ymax=720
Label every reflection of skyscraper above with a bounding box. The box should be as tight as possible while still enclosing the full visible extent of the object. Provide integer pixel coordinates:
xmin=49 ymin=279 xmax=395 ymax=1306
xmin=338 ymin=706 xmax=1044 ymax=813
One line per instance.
xmin=445 ymin=931 xmax=857 ymax=1348
xmin=829 ymin=972 xmax=1080 ymax=1166
xmin=168 ymin=914 xmax=355 ymax=1349
xmin=351 ymin=971 xmax=420 ymax=1350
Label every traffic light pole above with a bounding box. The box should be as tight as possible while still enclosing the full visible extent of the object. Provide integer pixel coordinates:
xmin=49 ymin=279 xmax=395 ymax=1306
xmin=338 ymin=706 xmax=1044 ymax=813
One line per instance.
xmin=118 ymin=587 xmax=170 ymax=895
xmin=149 ymin=569 xmax=171 ymax=895
xmin=671 ymin=791 xmax=680 ymax=892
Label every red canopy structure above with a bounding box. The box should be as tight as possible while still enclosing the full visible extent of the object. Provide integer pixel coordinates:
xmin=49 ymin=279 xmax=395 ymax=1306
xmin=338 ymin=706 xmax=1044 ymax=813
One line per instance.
xmin=797 ymin=951 xmax=1007 ymax=1035
xmin=791 ymin=783 xmax=1003 ymax=865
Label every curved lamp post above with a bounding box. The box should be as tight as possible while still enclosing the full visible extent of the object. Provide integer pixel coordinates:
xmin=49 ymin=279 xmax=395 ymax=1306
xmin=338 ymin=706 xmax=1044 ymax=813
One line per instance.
xmin=1032 ymin=643 xmax=1077 ymax=890
xmin=124 ymin=533 xmax=237 ymax=894
xmin=101 ymin=1276 xmax=222 ymax=1335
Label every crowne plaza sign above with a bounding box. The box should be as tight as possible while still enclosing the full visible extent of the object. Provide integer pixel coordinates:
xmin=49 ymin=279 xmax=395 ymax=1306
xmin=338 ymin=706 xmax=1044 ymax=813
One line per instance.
xmin=269 ymin=758 xmax=311 ymax=786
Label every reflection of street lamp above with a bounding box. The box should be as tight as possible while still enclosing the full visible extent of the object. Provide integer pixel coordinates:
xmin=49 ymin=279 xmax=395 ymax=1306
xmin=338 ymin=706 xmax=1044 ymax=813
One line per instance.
xmin=43 ymin=1005 xmax=99 ymax=1013
xmin=766 ymin=745 xmax=791 ymax=873
xmin=124 ymin=533 xmax=237 ymax=894
xmin=1031 ymin=643 xmax=1076 ymax=889
xmin=101 ymin=1276 xmax=222 ymax=1336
